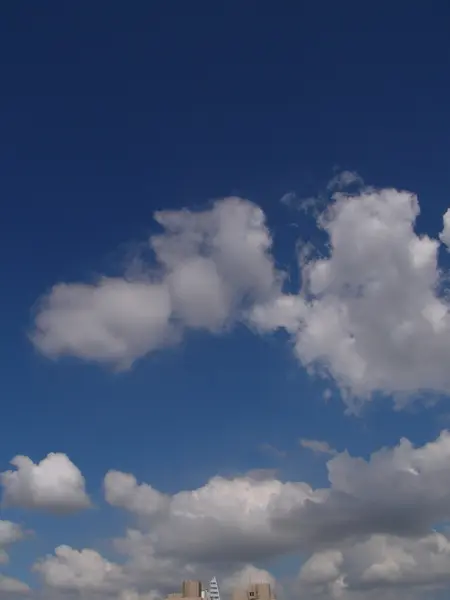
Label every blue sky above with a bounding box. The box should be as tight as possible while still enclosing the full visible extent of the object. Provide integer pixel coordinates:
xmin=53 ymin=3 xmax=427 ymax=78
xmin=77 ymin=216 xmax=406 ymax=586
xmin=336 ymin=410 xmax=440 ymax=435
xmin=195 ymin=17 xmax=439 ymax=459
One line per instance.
xmin=2 ymin=2 xmax=450 ymax=600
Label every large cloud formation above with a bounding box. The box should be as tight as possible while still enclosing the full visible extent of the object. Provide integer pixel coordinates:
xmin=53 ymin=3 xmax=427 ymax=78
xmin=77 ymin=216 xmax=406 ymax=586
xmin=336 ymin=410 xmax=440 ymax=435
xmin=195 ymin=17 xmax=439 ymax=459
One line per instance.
xmin=103 ymin=430 xmax=450 ymax=560
xmin=252 ymin=188 xmax=450 ymax=408
xmin=0 ymin=521 xmax=28 ymax=597
xmin=29 ymin=187 xmax=450 ymax=409
xmin=22 ymin=183 xmax=450 ymax=600
xmin=1 ymin=453 xmax=91 ymax=514
xmin=33 ymin=546 xmax=126 ymax=593
xmin=30 ymin=198 xmax=280 ymax=370
xmin=298 ymin=532 xmax=450 ymax=598
xmin=0 ymin=520 xmax=25 ymax=564
xmin=0 ymin=575 xmax=30 ymax=596
xmin=23 ymin=430 xmax=450 ymax=600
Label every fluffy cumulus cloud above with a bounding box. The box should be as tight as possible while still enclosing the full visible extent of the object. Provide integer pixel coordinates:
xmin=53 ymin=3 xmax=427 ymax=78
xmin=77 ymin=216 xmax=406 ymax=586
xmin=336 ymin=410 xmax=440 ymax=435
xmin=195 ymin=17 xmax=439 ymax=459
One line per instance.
xmin=33 ymin=543 xmax=188 ymax=600
xmin=33 ymin=545 xmax=126 ymax=593
xmin=279 ymin=430 xmax=450 ymax=546
xmin=221 ymin=565 xmax=276 ymax=595
xmin=101 ymin=430 xmax=450 ymax=597
xmin=251 ymin=187 xmax=450 ymax=408
xmin=33 ymin=539 xmax=275 ymax=600
xmin=23 ymin=181 xmax=450 ymax=600
xmin=102 ymin=431 xmax=450 ymax=559
xmin=1 ymin=453 xmax=91 ymax=513
xmin=0 ymin=523 xmax=28 ymax=597
xmin=298 ymin=532 xmax=450 ymax=598
xmin=30 ymin=198 xmax=280 ymax=369
xmin=29 ymin=185 xmax=450 ymax=409
xmin=104 ymin=471 xmax=168 ymax=517
xmin=0 ymin=521 xmax=25 ymax=564
xmin=21 ymin=430 xmax=450 ymax=600
xmin=104 ymin=470 xmax=316 ymax=563
xmin=0 ymin=575 xmax=30 ymax=595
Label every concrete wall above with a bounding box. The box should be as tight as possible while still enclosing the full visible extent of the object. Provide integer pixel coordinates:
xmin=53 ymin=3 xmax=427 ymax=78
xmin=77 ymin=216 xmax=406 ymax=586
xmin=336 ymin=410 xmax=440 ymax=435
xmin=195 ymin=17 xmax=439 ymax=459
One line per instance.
xmin=232 ymin=582 xmax=275 ymax=600
xmin=182 ymin=580 xmax=202 ymax=598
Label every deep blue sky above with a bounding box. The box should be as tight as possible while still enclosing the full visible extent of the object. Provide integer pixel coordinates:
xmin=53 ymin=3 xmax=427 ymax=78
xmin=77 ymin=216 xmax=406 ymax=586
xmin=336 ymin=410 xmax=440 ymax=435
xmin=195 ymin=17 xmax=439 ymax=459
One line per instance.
xmin=1 ymin=0 xmax=450 ymax=589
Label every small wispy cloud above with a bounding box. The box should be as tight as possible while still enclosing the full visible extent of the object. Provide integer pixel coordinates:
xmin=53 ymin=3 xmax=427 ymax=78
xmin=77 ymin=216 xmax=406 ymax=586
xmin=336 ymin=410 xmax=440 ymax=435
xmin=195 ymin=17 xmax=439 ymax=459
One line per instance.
xmin=280 ymin=191 xmax=326 ymax=216
xmin=299 ymin=438 xmax=337 ymax=456
xmin=327 ymin=169 xmax=364 ymax=192
xmin=218 ymin=467 xmax=279 ymax=481
xmin=280 ymin=170 xmax=364 ymax=219
xmin=258 ymin=443 xmax=287 ymax=460
xmin=323 ymin=388 xmax=333 ymax=402
xmin=245 ymin=468 xmax=279 ymax=481
xmin=280 ymin=191 xmax=298 ymax=207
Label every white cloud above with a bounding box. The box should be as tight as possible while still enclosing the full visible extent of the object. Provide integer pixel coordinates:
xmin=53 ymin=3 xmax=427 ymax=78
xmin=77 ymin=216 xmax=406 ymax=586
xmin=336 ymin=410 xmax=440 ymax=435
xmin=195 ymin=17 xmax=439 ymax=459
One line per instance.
xmin=0 ymin=521 xmax=25 ymax=564
xmin=299 ymin=531 xmax=450 ymax=595
xmin=300 ymin=439 xmax=337 ymax=456
xmin=29 ymin=186 xmax=450 ymax=409
xmin=24 ymin=183 xmax=450 ymax=600
xmin=279 ymin=191 xmax=298 ymax=207
xmin=258 ymin=443 xmax=286 ymax=460
xmin=221 ymin=565 xmax=276 ymax=594
xmin=300 ymin=550 xmax=344 ymax=585
xmin=6 ymin=430 xmax=450 ymax=599
xmin=106 ymin=471 xmax=317 ymax=563
xmin=327 ymin=171 xmax=364 ymax=192
xmin=281 ymin=430 xmax=450 ymax=546
xmin=0 ymin=575 xmax=30 ymax=595
xmin=251 ymin=294 xmax=304 ymax=334
xmin=33 ymin=542 xmax=183 ymax=600
xmin=30 ymin=430 xmax=450 ymax=599
xmin=119 ymin=590 xmax=160 ymax=600
xmin=30 ymin=280 xmax=174 ymax=369
xmin=34 ymin=540 xmax=276 ymax=600
xmin=1 ymin=453 xmax=91 ymax=514
xmin=34 ymin=545 xmax=125 ymax=592
xmin=112 ymin=528 xmax=201 ymax=593
xmin=30 ymin=197 xmax=280 ymax=368
xmin=439 ymin=208 xmax=450 ymax=249
xmin=105 ymin=430 xmax=450 ymax=560
xmin=104 ymin=471 xmax=168 ymax=517
xmin=251 ymin=188 xmax=450 ymax=409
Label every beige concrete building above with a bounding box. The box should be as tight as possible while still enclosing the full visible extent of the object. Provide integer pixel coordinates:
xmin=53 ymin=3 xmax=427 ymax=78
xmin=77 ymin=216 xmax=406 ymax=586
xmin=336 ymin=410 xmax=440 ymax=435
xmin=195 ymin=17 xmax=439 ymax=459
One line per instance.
xmin=232 ymin=582 xmax=275 ymax=600
xmin=165 ymin=580 xmax=203 ymax=600
xmin=182 ymin=581 xmax=202 ymax=598
xmin=165 ymin=578 xmax=274 ymax=600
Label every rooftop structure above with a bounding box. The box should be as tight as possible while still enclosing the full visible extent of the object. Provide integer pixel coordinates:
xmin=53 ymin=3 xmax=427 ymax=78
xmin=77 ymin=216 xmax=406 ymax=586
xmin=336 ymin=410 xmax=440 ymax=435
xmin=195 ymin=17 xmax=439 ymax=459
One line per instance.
xmin=165 ymin=579 xmax=221 ymax=600
xmin=165 ymin=578 xmax=273 ymax=600
xmin=231 ymin=582 xmax=275 ymax=600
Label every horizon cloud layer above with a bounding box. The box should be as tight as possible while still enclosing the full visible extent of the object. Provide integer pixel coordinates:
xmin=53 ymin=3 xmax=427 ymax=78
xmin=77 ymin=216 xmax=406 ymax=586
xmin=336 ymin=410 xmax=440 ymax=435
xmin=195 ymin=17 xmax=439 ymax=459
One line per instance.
xmin=5 ymin=430 xmax=450 ymax=599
